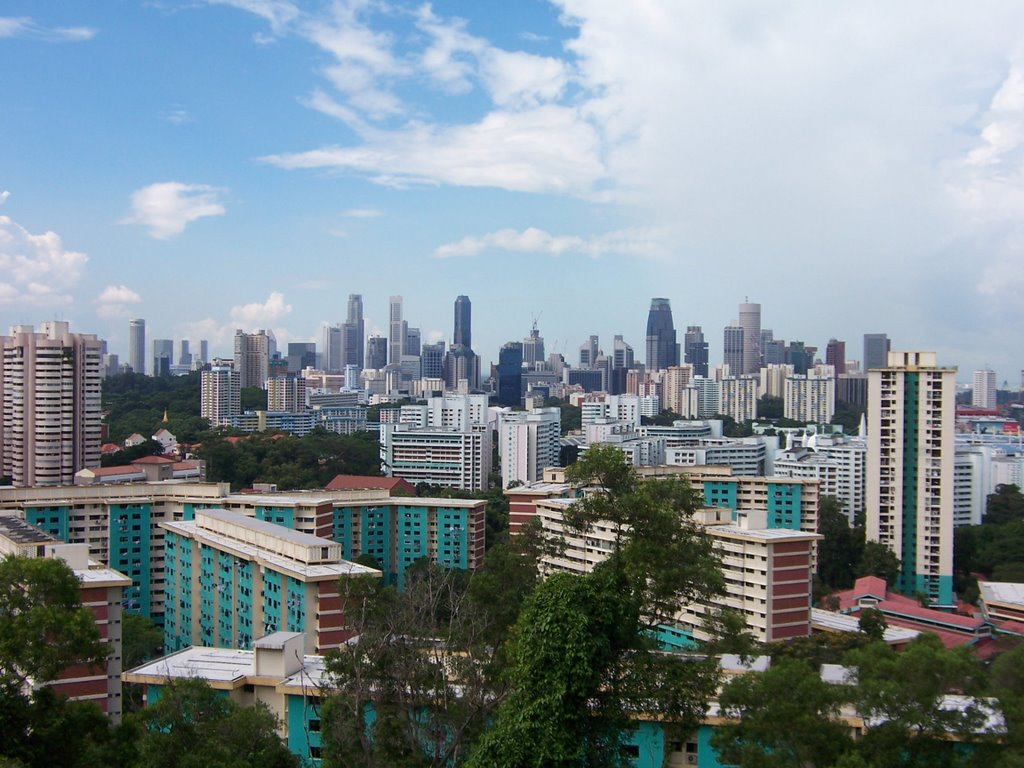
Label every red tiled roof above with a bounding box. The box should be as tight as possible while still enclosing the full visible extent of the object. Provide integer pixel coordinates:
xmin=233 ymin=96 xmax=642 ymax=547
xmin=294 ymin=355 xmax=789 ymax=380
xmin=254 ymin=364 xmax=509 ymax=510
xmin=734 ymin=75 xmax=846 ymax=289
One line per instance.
xmin=325 ymin=475 xmax=414 ymax=493
xmin=994 ymin=620 xmax=1024 ymax=636
xmin=172 ymin=460 xmax=200 ymax=471
xmin=131 ymin=455 xmax=176 ymax=465
xmin=874 ymin=599 xmax=986 ymax=630
xmin=100 ymin=443 xmax=121 ymax=454
xmin=82 ymin=466 xmax=146 ymax=478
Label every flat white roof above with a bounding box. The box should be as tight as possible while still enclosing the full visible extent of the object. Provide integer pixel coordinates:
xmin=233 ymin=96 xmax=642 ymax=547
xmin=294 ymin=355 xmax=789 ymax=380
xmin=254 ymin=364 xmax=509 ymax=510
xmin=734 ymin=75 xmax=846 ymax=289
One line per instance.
xmin=197 ymin=508 xmax=335 ymax=548
xmin=125 ymin=646 xmax=256 ymax=683
xmin=707 ymin=524 xmax=820 ymax=541
xmin=979 ymin=581 xmax=1024 ymax=608
xmin=811 ymin=608 xmax=920 ymax=644
xmin=162 ymin=519 xmax=379 ymax=580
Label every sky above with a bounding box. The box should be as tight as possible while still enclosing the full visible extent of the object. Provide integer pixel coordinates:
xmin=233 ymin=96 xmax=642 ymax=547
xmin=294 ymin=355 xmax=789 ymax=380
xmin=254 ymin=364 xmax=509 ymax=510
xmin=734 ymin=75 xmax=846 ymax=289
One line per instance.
xmin=2 ymin=1 xmax=1024 ymax=383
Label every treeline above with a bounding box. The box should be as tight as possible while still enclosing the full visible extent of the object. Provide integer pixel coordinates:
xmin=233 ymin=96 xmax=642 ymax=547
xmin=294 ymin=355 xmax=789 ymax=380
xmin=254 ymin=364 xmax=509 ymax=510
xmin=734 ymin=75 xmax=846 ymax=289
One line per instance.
xmin=956 ymin=485 xmax=1024 ymax=599
xmin=195 ymin=430 xmax=381 ymax=491
xmin=102 ymin=371 xmax=209 ymax=445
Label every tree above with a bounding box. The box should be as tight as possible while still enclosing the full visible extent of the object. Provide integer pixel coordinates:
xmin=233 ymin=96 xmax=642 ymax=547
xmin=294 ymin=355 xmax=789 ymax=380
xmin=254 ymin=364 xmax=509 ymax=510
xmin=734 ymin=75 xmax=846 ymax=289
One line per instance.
xmin=817 ymin=496 xmax=861 ymax=591
xmin=758 ymin=395 xmax=783 ymax=420
xmin=712 ymin=656 xmax=855 ymax=768
xmin=135 ymin=678 xmax=298 ymax=768
xmin=856 ymin=541 xmax=900 ymax=587
xmin=0 ymin=557 xmax=104 ymax=688
xmin=857 ymin=607 xmax=887 ymax=642
xmin=468 ymin=445 xmax=724 ymax=767
xmin=122 ymin=613 xmax=164 ymax=712
xmin=986 ymin=485 xmax=1024 ymax=526
xmin=844 ymin=635 xmax=990 ymax=767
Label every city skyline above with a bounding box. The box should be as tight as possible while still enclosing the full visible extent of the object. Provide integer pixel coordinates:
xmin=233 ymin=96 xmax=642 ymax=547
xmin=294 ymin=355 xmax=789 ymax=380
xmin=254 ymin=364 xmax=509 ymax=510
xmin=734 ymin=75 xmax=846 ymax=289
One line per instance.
xmin=2 ymin=3 xmax=1024 ymax=380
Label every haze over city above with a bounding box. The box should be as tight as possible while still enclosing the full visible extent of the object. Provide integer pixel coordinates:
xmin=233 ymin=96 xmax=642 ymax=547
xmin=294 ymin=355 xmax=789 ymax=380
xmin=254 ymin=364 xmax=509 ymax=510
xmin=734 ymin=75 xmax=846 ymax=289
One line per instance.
xmin=3 ymin=1 xmax=1024 ymax=379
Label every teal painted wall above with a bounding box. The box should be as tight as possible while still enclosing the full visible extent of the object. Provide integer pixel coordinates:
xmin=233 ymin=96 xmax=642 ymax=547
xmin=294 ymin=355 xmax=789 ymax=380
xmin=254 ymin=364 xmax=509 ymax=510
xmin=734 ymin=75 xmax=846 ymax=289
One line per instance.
xmin=108 ymin=503 xmax=152 ymax=616
xmin=767 ymin=482 xmax=802 ymax=530
xmin=25 ymin=505 xmax=70 ymax=542
xmin=286 ymin=694 xmax=322 ymax=766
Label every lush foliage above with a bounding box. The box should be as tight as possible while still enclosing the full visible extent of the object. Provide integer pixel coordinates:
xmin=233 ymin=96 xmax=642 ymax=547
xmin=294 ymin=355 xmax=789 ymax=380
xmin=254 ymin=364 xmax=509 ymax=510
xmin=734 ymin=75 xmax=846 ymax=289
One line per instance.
xmin=195 ymin=429 xmax=381 ymax=490
xmin=816 ymin=496 xmax=900 ymax=594
xmin=956 ymin=485 xmax=1024 ymax=596
xmin=102 ymin=371 xmax=209 ymax=444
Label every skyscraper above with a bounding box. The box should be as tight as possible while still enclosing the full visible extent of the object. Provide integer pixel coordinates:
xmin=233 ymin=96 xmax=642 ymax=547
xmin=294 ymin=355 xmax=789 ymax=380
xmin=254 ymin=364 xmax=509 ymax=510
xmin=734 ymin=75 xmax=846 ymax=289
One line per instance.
xmin=234 ymin=330 xmax=272 ymax=389
xmin=389 ymin=296 xmax=405 ymax=367
xmin=345 ymin=294 xmax=364 ymax=372
xmin=578 ymin=335 xmax=598 ymax=368
xmin=129 ymin=318 xmax=145 ymax=375
xmin=201 ymin=366 xmax=241 ymax=426
xmin=645 ymin=298 xmax=679 ymax=372
xmin=0 ymin=322 xmax=103 ymax=486
xmin=497 ymin=342 xmax=523 ymax=407
xmin=972 ymin=369 xmax=996 ymax=410
xmin=366 ymin=335 xmax=388 ymax=370
xmin=153 ymin=339 xmax=173 ymax=376
xmin=612 ymin=335 xmax=634 ymax=370
xmin=738 ymin=300 xmax=761 ymax=374
xmin=863 ymin=333 xmax=891 ymax=371
xmin=454 ymin=295 xmax=471 ymax=349
xmin=825 ymin=339 xmax=846 ymax=375
xmin=866 ymin=351 xmax=955 ymax=606
xmin=684 ymin=326 xmax=709 ymax=378
xmin=523 ymin=322 xmax=545 ymax=367
xmin=723 ymin=325 xmax=744 ymax=374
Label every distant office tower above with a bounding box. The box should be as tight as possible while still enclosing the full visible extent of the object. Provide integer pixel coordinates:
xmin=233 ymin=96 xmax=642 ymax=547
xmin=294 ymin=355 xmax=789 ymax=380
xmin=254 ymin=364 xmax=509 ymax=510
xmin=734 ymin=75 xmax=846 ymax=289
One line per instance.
xmin=836 ymin=374 xmax=868 ymax=409
xmin=523 ymin=321 xmax=545 ymax=367
xmin=759 ymin=329 xmax=774 ymax=366
xmin=867 ymin=351 xmax=955 ymax=606
xmin=287 ymin=342 xmax=316 ymax=374
xmin=389 ymin=296 xmax=405 ymax=367
xmin=129 ymin=318 xmax=145 ymax=375
xmin=178 ymin=340 xmax=192 ymax=369
xmin=366 ymin=335 xmax=388 ymax=370
xmin=0 ymin=322 xmax=103 ymax=486
xmin=786 ymin=341 xmax=810 ymax=375
xmin=443 ymin=345 xmax=479 ymax=390
xmin=153 ymin=339 xmax=173 ymax=376
xmin=973 ymin=369 xmax=996 ymax=410
xmin=454 ymin=295 xmax=472 ymax=349
xmin=497 ymin=342 xmax=524 ymax=406
xmin=723 ymin=325 xmax=744 ymax=374
xmin=498 ymin=408 xmax=561 ymax=488
xmin=645 ymin=298 xmax=679 ymax=372
xmin=421 ymin=342 xmax=445 ymax=379
xmin=612 ymin=335 xmax=634 ymax=370
xmin=234 ymin=330 xmax=272 ymax=389
xmin=345 ymin=294 xmax=364 ymax=371
xmin=863 ymin=333 xmax=891 ymax=371
xmin=323 ymin=324 xmax=343 ymax=372
xmin=201 ymin=366 xmax=241 ymax=426
xmin=738 ymin=301 xmax=761 ymax=374
xmin=405 ymin=327 xmax=421 ymax=358
xmin=825 ymin=339 xmax=846 ymax=375
xmin=579 ymin=335 xmax=598 ymax=368
xmin=199 ymin=340 xmax=209 ymax=366
xmin=763 ymin=337 xmax=787 ymax=366
xmin=684 ymin=326 xmax=709 ymax=378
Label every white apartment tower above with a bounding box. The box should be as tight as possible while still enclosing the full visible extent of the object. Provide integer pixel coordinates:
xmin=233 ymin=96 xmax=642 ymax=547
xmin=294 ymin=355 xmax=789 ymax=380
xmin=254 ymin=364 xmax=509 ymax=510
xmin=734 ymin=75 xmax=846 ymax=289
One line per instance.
xmin=866 ymin=351 xmax=956 ymax=606
xmin=784 ymin=365 xmax=836 ymax=423
xmin=720 ymin=375 xmax=758 ymax=424
xmin=201 ymin=366 xmax=241 ymax=426
xmin=498 ymin=408 xmax=561 ymax=488
xmin=972 ymin=369 xmax=996 ymax=410
xmin=0 ymin=322 xmax=103 ymax=486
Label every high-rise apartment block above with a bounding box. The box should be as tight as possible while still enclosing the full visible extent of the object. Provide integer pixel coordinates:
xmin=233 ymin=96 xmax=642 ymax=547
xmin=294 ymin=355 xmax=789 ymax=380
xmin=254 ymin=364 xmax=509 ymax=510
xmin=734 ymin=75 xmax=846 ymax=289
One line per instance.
xmin=267 ymin=375 xmax=306 ymax=412
xmin=866 ymin=351 xmax=955 ymax=606
xmin=972 ymin=369 xmax=996 ymax=410
xmin=234 ymin=329 xmax=272 ymax=389
xmin=128 ymin=318 xmax=145 ymax=375
xmin=0 ymin=322 xmax=102 ymax=486
xmin=498 ymin=408 xmax=561 ymax=488
xmin=720 ymin=375 xmax=758 ymax=423
xmin=645 ymin=298 xmax=679 ymax=372
xmin=784 ymin=365 xmax=836 ymax=423
xmin=201 ymin=366 xmax=241 ymax=426
xmin=863 ymin=333 xmax=891 ymax=371
xmin=738 ymin=301 xmax=761 ymax=374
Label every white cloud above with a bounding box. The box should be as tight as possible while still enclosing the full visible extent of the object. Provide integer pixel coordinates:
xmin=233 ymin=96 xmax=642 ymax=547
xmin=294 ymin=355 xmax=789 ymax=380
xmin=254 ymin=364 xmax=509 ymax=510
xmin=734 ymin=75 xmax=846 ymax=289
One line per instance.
xmin=124 ymin=182 xmax=226 ymax=239
xmin=230 ymin=291 xmax=293 ymax=328
xmin=0 ymin=16 xmax=96 ymax=42
xmin=435 ymin=226 xmax=666 ymax=260
xmin=161 ymin=108 xmax=195 ymax=125
xmin=264 ymin=105 xmax=606 ymax=194
xmin=0 ymin=191 xmax=8 ymax=205
xmin=342 ymin=207 xmax=382 ymax=218
xmin=205 ymin=1 xmax=297 ymax=34
xmin=96 ymin=285 xmax=142 ymax=319
xmin=0 ymin=215 xmax=87 ymax=306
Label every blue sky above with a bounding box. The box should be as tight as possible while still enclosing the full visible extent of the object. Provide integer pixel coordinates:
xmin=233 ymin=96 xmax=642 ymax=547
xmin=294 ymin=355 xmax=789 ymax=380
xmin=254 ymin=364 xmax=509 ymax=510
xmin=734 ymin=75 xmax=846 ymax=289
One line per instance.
xmin=2 ymin=1 xmax=1024 ymax=382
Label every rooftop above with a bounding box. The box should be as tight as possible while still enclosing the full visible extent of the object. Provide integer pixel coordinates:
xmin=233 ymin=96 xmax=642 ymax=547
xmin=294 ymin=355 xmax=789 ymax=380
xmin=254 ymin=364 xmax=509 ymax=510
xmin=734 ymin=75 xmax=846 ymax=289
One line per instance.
xmin=0 ymin=515 xmax=57 ymax=544
xmin=979 ymin=581 xmax=1024 ymax=608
